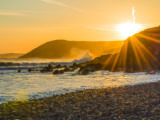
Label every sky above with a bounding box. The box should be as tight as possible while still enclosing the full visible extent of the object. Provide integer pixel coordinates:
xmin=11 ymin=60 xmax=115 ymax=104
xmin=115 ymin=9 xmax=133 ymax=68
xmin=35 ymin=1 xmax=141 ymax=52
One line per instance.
xmin=0 ymin=0 xmax=160 ymax=53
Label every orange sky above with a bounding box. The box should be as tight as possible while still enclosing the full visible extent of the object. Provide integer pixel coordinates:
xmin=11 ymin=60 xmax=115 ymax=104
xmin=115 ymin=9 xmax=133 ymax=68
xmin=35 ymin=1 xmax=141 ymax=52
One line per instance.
xmin=0 ymin=0 xmax=159 ymax=53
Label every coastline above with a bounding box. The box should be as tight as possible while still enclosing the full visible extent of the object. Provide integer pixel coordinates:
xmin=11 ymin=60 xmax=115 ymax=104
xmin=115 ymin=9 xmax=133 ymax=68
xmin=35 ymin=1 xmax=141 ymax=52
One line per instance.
xmin=1 ymin=81 xmax=160 ymax=120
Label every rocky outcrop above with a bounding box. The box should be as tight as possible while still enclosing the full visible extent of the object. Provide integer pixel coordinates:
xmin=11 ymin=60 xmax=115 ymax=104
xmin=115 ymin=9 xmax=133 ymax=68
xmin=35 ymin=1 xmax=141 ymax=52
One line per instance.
xmin=117 ymin=26 xmax=160 ymax=72
xmin=78 ymin=63 xmax=103 ymax=75
xmin=79 ymin=26 xmax=160 ymax=73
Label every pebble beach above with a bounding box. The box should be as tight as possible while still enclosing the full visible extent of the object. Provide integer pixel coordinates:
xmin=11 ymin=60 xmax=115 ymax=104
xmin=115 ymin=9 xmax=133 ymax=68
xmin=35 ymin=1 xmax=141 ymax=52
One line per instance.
xmin=0 ymin=81 xmax=160 ymax=120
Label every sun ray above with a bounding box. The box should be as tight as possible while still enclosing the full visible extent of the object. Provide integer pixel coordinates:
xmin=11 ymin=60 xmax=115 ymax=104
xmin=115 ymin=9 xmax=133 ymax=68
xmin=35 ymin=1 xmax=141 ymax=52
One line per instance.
xmin=134 ymin=35 xmax=158 ymax=62
xmin=133 ymin=37 xmax=151 ymax=69
xmin=122 ymin=40 xmax=128 ymax=72
xmin=111 ymin=52 xmax=121 ymax=72
xmin=102 ymin=54 xmax=115 ymax=70
xmin=130 ymin=36 xmax=142 ymax=71
xmin=137 ymin=33 xmax=160 ymax=43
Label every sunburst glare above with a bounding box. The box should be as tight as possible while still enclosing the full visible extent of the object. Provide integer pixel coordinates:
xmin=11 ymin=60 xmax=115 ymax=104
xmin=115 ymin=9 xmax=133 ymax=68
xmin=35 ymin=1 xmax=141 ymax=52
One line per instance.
xmin=116 ymin=22 xmax=142 ymax=39
xmin=116 ymin=8 xmax=143 ymax=39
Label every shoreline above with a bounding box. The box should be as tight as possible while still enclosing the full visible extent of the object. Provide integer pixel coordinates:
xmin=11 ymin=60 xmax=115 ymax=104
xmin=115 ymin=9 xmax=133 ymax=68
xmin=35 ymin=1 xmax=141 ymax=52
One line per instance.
xmin=1 ymin=81 xmax=160 ymax=119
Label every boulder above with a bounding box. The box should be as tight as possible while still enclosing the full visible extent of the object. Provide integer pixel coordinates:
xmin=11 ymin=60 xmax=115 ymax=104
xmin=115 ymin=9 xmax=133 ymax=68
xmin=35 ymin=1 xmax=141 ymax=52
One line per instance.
xmin=28 ymin=68 xmax=41 ymax=72
xmin=79 ymin=69 xmax=90 ymax=75
xmin=70 ymin=63 xmax=80 ymax=69
xmin=53 ymin=70 xmax=64 ymax=74
xmin=41 ymin=64 xmax=54 ymax=72
xmin=55 ymin=64 xmax=63 ymax=68
xmin=63 ymin=66 xmax=70 ymax=72
xmin=18 ymin=69 xmax=23 ymax=73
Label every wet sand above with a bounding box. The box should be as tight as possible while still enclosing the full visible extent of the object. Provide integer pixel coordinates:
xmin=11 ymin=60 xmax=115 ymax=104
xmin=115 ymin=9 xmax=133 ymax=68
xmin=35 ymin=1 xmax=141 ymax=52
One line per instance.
xmin=0 ymin=81 xmax=160 ymax=120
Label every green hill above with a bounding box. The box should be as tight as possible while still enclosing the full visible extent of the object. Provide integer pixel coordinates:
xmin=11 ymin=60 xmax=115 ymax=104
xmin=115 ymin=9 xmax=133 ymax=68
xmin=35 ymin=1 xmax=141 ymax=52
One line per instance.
xmin=20 ymin=40 xmax=123 ymax=59
xmin=0 ymin=53 xmax=24 ymax=58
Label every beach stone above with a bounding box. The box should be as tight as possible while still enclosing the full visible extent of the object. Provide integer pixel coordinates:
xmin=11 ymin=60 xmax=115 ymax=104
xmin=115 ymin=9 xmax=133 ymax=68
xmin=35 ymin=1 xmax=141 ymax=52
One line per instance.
xmin=55 ymin=64 xmax=62 ymax=68
xmin=53 ymin=111 xmax=66 ymax=117
xmin=79 ymin=69 xmax=90 ymax=75
xmin=41 ymin=64 xmax=54 ymax=72
xmin=78 ymin=63 xmax=103 ymax=75
xmin=64 ymin=66 xmax=70 ymax=72
xmin=53 ymin=70 xmax=64 ymax=74
xmin=28 ymin=68 xmax=40 ymax=72
xmin=18 ymin=69 xmax=23 ymax=73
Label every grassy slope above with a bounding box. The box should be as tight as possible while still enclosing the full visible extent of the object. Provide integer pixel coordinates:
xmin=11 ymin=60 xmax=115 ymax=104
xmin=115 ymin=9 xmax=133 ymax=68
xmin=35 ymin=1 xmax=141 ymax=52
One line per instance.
xmin=20 ymin=40 xmax=123 ymax=59
xmin=0 ymin=53 xmax=23 ymax=58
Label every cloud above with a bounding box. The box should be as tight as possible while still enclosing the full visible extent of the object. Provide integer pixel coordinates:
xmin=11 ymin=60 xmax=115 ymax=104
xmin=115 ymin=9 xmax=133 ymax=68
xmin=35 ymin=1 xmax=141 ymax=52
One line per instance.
xmin=0 ymin=10 xmax=25 ymax=16
xmin=40 ymin=0 xmax=82 ymax=12
xmin=41 ymin=0 xmax=68 ymax=7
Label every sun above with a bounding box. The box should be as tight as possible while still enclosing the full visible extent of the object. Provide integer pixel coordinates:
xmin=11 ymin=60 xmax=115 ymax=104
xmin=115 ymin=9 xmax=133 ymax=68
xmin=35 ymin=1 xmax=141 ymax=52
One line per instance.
xmin=116 ymin=22 xmax=142 ymax=39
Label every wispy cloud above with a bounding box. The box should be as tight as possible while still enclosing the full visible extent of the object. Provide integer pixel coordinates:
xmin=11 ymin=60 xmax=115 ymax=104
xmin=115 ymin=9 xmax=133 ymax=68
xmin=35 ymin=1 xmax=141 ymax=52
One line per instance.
xmin=41 ymin=0 xmax=68 ymax=7
xmin=40 ymin=0 xmax=82 ymax=12
xmin=0 ymin=10 xmax=25 ymax=16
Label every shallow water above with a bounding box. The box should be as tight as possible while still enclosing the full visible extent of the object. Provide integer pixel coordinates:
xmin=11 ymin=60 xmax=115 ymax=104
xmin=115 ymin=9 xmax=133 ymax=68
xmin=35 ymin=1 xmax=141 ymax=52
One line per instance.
xmin=0 ymin=69 xmax=160 ymax=104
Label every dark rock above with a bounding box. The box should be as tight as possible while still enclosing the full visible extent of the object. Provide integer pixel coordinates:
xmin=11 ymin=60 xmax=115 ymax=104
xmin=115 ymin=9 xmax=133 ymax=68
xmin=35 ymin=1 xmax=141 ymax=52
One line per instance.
xmin=18 ymin=69 xmax=23 ymax=73
xmin=48 ymin=64 xmax=54 ymax=69
xmin=70 ymin=63 xmax=80 ymax=69
xmin=55 ymin=64 xmax=62 ymax=68
xmin=28 ymin=68 xmax=41 ymax=72
xmin=79 ymin=69 xmax=90 ymax=75
xmin=64 ymin=66 xmax=70 ymax=72
xmin=78 ymin=63 xmax=103 ymax=75
xmin=41 ymin=64 xmax=54 ymax=72
xmin=53 ymin=70 xmax=64 ymax=74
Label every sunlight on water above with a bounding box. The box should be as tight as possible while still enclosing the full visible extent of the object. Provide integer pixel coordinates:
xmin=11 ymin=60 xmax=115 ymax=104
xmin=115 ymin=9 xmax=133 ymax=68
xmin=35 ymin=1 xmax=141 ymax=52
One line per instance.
xmin=0 ymin=69 xmax=160 ymax=104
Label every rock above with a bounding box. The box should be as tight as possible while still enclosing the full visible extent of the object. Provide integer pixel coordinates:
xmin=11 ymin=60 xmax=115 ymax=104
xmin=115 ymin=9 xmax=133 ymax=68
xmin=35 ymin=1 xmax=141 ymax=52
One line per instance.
xmin=146 ymin=71 xmax=156 ymax=74
xmin=28 ymin=68 xmax=32 ymax=72
xmin=64 ymin=66 xmax=70 ymax=72
xmin=28 ymin=68 xmax=41 ymax=72
xmin=70 ymin=63 xmax=80 ymax=69
xmin=18 ymin=69 xmax=23 ymax=73
xmin=53 ymin=70 xmax=64 ymax=74
xmin=48 ymin=64 xmax=54 ymax=69
xmin=78 ymin=63 xmax=103 ymax=75
xmin=53 ymin=111 xmax=66 ymax=117
xmin=41 ymin=64 xmax=54 ymax=72
xmin=79 ymin=69 xmax=90 ymax=75
xmin=55 ymin=64 xmax=63 ymax=68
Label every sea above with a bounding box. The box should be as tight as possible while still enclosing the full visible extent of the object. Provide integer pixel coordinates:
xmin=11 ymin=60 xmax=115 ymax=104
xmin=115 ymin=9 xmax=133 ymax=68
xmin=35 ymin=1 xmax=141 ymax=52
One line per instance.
xmin=0 ymin=58 xmax=160 ymax=104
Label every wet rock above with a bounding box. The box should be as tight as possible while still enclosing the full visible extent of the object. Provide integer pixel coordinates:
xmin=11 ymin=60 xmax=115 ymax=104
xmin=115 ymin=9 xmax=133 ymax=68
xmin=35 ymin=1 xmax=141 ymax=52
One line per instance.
xmin=146 ymin=71 xmax=156 ymax=74
xmin=64 ymin=66 xmax=70 ymax=72
xmin=55 ymin=64 xmax=63 ymax=68
xmin=70 ymin=63 xmax=80 ymax=69
xmin=79 ymin=69 xmax=90 ymax=75
xmin=28 ymin=68 xmax=41 ymax=72
xmin=18 ymin=69 xmax=23 ymax=73
xmin=41 ymin=64 xmax=54 ymax=72
xmin=53 ymin=70 xmax=64 ymax=74
xmin=78 ymin=63 xmax=103 ymax=75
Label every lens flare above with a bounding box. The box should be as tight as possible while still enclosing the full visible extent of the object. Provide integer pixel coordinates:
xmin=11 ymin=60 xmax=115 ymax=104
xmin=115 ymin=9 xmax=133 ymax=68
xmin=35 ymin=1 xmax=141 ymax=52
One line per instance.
xmin=116 ymin=23 xmax=142 ymax=39
xmin=116 ymin=8 xmax=142 ymax=39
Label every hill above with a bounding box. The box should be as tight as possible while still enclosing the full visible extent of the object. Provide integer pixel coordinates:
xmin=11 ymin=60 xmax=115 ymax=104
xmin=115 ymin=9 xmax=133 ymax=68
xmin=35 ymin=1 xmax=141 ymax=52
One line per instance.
xmin=0 ymin=53 xmax=24 ymax=58
xmin=80 ymin=26 xmax=160 ymax=73
xmin=20 ymin=40 xmax=123 ymax=59
xmin=118 ymin=26 xmax=160 ymax=72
